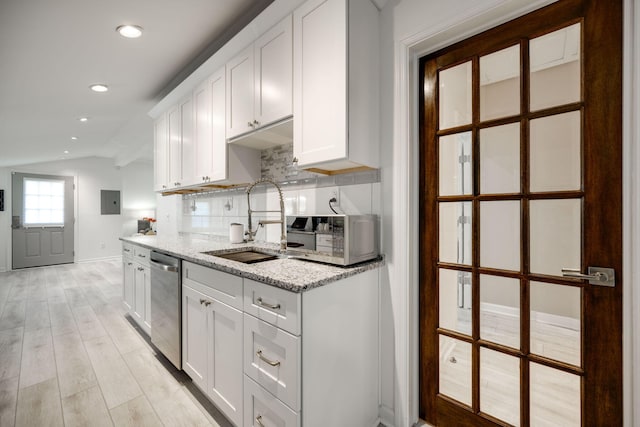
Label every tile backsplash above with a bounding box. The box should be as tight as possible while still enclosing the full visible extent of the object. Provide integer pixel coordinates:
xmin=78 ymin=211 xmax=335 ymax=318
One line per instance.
xmin=180 ymin=144 xmax=381 ymax=244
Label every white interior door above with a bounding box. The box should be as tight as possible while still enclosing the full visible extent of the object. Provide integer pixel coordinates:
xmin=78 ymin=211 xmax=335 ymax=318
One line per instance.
xmin=11 ymin=172 xmax=74 ymax=269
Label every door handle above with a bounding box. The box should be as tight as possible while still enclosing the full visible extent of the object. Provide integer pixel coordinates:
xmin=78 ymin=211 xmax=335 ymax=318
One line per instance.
xmin=561 ymin=267 xmax=615 ymax=287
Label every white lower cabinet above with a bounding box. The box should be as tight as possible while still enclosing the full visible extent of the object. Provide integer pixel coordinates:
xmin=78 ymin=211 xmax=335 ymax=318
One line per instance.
xmin=122 ymin=243 xmax=151 ymax=335
xmin=179 ymin=260 xmax=379 ymax=427
xmin=243 ymin=268 xmax=379 ymax=427
xmin=182 ymin=262 xmax=244 ymax=426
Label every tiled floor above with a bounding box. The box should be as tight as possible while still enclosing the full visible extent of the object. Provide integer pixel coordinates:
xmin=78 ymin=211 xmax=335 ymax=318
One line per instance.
xmin=0 ymin=260 xmax=232 ymax=427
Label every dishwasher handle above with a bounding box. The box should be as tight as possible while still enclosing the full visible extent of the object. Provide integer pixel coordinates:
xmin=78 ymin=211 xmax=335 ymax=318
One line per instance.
xmin=150 ymin=258 xmax=179 ymax=272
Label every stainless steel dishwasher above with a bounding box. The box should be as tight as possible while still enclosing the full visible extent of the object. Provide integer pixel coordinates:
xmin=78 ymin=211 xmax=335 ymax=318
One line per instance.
xmin=150 ymin=251 xmax=181 ymax=370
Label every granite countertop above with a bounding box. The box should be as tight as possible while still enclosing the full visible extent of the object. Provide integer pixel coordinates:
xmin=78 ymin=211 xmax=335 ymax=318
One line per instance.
xmin=120 ymin=235 xmax=383 ymax=293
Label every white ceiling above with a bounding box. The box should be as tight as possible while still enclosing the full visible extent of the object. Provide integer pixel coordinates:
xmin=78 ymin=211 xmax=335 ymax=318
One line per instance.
xmin=0 ymin=0 xmax=272 ymax=168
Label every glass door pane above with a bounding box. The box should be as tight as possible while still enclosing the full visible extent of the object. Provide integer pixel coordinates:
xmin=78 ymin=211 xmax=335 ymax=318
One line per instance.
xmin=480 ymin=45 xmax=520 ymax=121
xmin=439 ymin=62 xmax=472 ymax=129
xmin=530 ymin=23 xmax=581 ymax=111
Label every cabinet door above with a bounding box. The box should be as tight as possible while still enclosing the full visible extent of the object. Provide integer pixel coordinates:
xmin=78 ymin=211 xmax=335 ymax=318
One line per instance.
xmin=226 ymin=45 xmax=255 ymax=139
xmin=133 ymin=265 xmax=146 ymax=326
xmin=143 ymin=266 xmax=151 ymax=333
xmin=293 ymin=0 xmax=347 ymax=166
xmin=254 ymin=15 xmax=293 ymax=128
xmin=182 ymin=285 xmax=209 ymax=392
xmin=122 ymin=258 xmax=134 ymax=311
xmin=209 ymin=69 xmax=227 ymax=182
xmin=208 ymin=299 xmax=243 ymax=426
xmin=194 ymin=69 xmax=227 ymax=183
xmin=180 ymin=96 xmax=195 ymax=187
xmin=153 ymin=114 xmax=169 ymax=191
xmin=167 ymin=104 xmax=183 ymax=188
xmin=194 ymin=78 xmax=212 ymax=184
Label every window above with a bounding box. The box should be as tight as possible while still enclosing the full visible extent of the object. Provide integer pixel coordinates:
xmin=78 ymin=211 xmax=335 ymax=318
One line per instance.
xmin=23 ymin=178 xmax=65 ymax=226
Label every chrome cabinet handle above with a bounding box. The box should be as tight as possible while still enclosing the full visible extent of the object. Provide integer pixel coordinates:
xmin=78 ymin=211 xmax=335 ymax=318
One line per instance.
xmin=199 ymin=299 xmax=211 ymax=307
xmin=138 ymin=254 xmax=146 ymax=258
xmin=256 ymin=350 xmax=280 ymax=366
xmin=248 ymin=121 xmax=254 ymax=128
xmin=253 ymin=119 xmax=260 ymax=127
xmin=123 ymin=248 xmax=131 ymax=252
xmin=127 ymin=262 xmax=133 ymax=266
xmin=256 ymin=297 xmax=280 ymax=310
xmin=255 ymin=415 xmax=265 ymax=427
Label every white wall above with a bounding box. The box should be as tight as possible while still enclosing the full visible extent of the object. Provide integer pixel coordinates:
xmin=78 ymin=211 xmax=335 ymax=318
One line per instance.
xmin=120 ymin=161 xmax=156 ymax=236
xmin=0 ymin=157 xmax=155 ymax=271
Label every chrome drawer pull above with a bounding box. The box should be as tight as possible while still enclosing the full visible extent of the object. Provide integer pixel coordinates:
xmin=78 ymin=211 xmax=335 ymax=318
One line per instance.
xmin=199 ymin=299 xmax=211 ymax=307
xmin=256 ymin=297 xmax=280 ymax=310
xmin=256 ymin=350 xmax=280 ymax=366
xmin=255 ymin=415 xmax=265 ymax=427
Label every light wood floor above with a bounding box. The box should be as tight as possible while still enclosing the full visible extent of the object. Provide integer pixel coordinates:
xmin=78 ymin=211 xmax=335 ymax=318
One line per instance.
xmin=0 ymin=260 xmax=233 ymax=427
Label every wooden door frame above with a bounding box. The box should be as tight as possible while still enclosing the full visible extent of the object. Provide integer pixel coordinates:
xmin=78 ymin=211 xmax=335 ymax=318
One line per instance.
xmin=417 ymin=0 xmax=622 ymax=425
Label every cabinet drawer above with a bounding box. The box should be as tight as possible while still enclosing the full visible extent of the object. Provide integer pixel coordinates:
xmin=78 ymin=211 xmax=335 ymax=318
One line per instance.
xmin=244 ymin=279 xmax=300 ymax=335
xmin=244 ymin=376 xmax=299 ymax=427
xmin=133 ymin=246 xmax=150 ymax=266
xmin=122 ymin=243 xmax=134 ymax=257
xmin=183 ymin=261 xmax=243 ymax=310
xmin=244 ymin=314 xmax=300 ymax=411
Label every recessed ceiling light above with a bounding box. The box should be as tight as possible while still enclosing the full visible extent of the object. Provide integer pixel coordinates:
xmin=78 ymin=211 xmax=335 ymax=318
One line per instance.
xmin=116 ymin=25 xmax=143 ymax=39
xmin=71 ymin=136 xmax=78 ymax=140
xmin=64 ymin=150 xmax=69 ymax=154
xmin=90 ymin=84 xmax=109 ymax=93
xmin=79 ymin=117 xmax=89 ymax=122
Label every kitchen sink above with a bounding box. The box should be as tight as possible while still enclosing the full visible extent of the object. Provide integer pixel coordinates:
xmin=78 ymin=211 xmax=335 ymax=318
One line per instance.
xmin=201 ymin=249 xmax=283 ymax=264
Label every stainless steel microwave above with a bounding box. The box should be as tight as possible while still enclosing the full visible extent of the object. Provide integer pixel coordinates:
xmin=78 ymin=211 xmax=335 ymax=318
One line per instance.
xmin=286 ymin=215 xmax=379 ymax=266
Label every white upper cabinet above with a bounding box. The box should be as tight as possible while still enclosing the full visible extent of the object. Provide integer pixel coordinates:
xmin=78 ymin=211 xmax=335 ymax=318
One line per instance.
xmin=153 ymin=113 xmax=168 ymax=191
xmin=227 ymin=15 xmax=293 ymax=140
xmin=194 ymin=67 xmax=261 ymax=186
xmin=254 ymin=15 xmax=293 ymax=128
xmin=180 ymin=96 xmax=195 ymax=187
xmin=293 ymin=0 xmax=379 ymax=172
xmin=226 ymin=45 xmax=255 ymax=139
xmin=167 ymin=96 xmax=194 ymax=189
xmin=194 ymin=68 xmax=227 ymax=183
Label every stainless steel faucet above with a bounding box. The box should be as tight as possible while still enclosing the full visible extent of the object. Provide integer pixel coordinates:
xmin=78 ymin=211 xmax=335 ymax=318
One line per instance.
xmin=245 ymin=178 xmax=287 ymax=251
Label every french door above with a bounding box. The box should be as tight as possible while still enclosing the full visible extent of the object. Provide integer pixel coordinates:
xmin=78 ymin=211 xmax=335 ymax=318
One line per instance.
xmin=419 ymin=0 xmax=622 ymax=425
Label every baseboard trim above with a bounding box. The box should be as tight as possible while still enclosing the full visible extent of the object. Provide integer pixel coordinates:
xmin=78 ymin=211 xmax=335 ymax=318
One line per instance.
xmin=77 ymin=255 xmax=122 ymax=264
xmin=379 ymin=404 xmax=396 ymax=427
